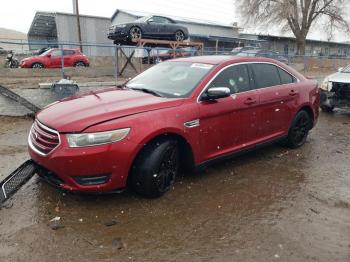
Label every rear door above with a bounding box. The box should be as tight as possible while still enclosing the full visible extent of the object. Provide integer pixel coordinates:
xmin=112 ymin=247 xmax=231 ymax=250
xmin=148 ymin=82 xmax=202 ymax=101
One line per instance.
xmin=63 ymin=50 xmax=76 ymax=67
xmin=250 ymin=63 xmax=298 ymax=142
xmin=198 ymin=64 xmax=259 ymax=162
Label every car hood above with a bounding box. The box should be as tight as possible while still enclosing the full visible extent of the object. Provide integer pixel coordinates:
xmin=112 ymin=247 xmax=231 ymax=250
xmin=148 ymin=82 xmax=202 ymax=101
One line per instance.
xmin=37 ymin=88 xmax=184 ymax=133
xmin=22 ymin=55 xmax=43 ymax=61
xmin=328 ymin=72 xmax=350 ymax=83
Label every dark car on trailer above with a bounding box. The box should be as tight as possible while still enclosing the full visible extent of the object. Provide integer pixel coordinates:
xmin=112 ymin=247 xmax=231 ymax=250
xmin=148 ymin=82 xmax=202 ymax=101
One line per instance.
xmin=108 ymin=15 xmax=189 ymax=44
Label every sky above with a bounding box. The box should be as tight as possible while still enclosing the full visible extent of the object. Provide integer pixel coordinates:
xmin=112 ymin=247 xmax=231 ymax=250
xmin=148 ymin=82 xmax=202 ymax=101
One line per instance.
xmin=0 ymin=0 xmax=348 ymax=42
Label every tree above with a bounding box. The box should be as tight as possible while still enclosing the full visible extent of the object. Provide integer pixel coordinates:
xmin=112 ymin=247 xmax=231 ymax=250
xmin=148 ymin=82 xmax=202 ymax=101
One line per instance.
xmin=236 ymin=0 xmax=350 ymax=55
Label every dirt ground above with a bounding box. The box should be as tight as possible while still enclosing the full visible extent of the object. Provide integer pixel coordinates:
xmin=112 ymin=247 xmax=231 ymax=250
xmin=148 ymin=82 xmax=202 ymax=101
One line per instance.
xmin=0 ymin=111 xmax=349 ymax=262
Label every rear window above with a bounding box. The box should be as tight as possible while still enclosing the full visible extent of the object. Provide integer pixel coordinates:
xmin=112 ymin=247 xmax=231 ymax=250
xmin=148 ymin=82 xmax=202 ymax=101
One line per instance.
xmin=251 ymin=64 xmax=281 ymax=88
xmin=277 ymin=67 xmax=296 ymax=84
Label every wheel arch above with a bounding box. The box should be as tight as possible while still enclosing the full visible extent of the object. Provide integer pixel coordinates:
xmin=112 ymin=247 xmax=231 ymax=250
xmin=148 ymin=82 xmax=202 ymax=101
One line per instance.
xmin=129 ymin=25 xmax=143 ymax=35
xmin=296 ymin=104 xmax=315 ymax=129
xmin=128 ymin=131 xmax=195 ymax=184
xmin=31 ymin=61 xmax=44 ymax=68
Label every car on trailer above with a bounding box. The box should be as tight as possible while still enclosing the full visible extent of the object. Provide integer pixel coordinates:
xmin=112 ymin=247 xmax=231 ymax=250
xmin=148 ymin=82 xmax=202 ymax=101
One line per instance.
xmin=28 ymin=56 xmax=319 ymax=198
xmin=108 ymin=15 xmax=189 ymax=43
xmin=20 ymin=48 xmax=90 ymax=69
xmin=320 ymin=65 xmax=350 ymax=112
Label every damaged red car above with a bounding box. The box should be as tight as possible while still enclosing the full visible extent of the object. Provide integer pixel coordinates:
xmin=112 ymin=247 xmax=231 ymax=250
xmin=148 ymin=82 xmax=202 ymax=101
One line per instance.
xmin=28 ymin=56 xmax=320 ymax=198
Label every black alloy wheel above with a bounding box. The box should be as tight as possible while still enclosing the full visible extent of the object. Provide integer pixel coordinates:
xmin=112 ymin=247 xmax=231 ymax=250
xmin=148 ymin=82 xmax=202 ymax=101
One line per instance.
xmin=129 ymin=27 xmax=142 ymax=40
xmin=174 ymin=30 xmax=185 ymax=41
xmin=286 ymin=110 xmax=312 ymax=148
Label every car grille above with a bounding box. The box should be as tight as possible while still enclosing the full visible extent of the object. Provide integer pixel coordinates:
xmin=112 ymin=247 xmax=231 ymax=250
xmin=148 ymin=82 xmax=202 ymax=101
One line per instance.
xmin=332 ymin=82 xmax=350 ymax=99
xmin=29 ymin=120 xmax=60 ymax=155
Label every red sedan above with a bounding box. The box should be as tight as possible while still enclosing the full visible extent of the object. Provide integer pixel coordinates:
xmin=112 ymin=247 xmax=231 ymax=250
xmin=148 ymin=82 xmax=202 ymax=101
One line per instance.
xmin=20 ymin=48 xmax=90 ymax=68
xmin=28 ymin=56 xmax=320 ymax=197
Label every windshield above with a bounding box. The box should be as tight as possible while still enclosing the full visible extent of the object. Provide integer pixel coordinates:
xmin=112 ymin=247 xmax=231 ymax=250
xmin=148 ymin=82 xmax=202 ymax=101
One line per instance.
xmin=341 ymin=64 xmax=350 ymax=73
xmin=40 ymin=49 xmax=52 ymax=56
xmin=126 ymin=62 xmax=214 ymax=98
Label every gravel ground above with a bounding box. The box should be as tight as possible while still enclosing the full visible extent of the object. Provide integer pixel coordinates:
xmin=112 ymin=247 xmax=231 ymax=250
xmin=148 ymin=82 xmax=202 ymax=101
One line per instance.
xmin=0 ymin=111 xmax=349 ymax=262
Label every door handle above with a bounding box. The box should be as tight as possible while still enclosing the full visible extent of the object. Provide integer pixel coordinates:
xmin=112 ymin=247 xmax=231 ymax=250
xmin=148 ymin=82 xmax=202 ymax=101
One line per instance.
xmin=289 ymin=90 xmax=298 ymax=96
xmin=244 ymin=98 xmax=257 ymax=105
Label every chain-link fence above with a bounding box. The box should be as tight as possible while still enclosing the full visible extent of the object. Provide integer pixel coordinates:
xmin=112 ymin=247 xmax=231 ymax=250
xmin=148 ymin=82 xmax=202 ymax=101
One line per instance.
xmin=1 ymin=39 xmax=350 ymax=87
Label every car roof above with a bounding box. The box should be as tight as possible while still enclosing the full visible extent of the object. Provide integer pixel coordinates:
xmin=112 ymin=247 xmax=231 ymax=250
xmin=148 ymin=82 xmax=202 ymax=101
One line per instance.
xmin=171 ymin=55 xmax=280 ymax=65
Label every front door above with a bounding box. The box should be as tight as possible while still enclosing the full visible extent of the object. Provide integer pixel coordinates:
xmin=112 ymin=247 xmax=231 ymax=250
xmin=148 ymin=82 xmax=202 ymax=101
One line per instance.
xmin=198 ymin=64 xmax=259 ymax=162
xmin=49 ymin=50 xmax=63 ymax=68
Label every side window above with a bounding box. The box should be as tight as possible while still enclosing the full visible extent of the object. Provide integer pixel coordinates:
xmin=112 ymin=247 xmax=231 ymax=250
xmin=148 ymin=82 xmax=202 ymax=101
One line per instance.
xmin=209 ymin=65 xmax=251 ymax=94
xmin=51 ymin=50 xmax=62 ymax=57
xmin=277 ymin=67 xmax=296 ymax=84
xmin=251 ymin=64 xmax=281 ymax=89
xmin=164 ymin=18 xmax=173 ymax=24
xmin=153 ymin=16 xmax=167 ymax=23
xmin=63 ymin=50 xmax=75 ymax=56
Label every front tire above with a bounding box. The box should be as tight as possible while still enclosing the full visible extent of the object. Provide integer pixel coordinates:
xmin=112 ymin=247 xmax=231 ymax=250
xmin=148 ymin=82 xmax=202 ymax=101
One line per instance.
xmin=130 ymin=139 xmax=179 ymax=198
xmin=31 ymin=62 xmax=44 ymax=69
xmin=129 ymin=26 xmax=142 ymax=40
xmin=285 ymin=110 xmax=312 ymax=148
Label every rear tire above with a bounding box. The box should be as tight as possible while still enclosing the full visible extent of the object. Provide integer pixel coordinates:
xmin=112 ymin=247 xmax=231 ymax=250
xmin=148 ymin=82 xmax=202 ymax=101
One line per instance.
xmin=130 ymin=138 xmax=179 ymax=198
xmin=74 ymin=61 xmax=86 ymax=67
xmin=285 ymin=110 xmax=312 ymax=148
xmin=31 ymin=62 xmax=44 ymax=69
xmin=174 ymin=30 xmax=185 ymax=41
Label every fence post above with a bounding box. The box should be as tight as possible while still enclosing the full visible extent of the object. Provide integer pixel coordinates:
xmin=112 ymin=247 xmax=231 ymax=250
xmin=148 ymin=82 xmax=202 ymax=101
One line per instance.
xmin=114 ymin=45 xmax=119 ymax=85
xmin=60 ymin=44 xmax=65 ymax=79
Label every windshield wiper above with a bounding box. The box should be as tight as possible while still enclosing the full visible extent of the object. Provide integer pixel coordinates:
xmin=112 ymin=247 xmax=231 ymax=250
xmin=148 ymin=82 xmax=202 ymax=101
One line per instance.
xmin=129 ymin=87 xmax=164 ymax=97
xmin=115 ymin=78 xmax=131 ymax=89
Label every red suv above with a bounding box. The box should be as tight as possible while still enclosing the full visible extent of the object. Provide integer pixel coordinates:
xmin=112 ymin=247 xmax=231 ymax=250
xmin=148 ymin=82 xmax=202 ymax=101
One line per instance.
xmin=20 ymin=48 xmax=90 ymax=68
xmin=28 ymin=56 xmax=320 ymax=197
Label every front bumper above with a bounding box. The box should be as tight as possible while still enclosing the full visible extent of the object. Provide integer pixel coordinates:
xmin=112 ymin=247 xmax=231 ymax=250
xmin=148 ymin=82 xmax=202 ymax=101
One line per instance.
xmin=107 ymin=29 xmax=129 ymax=41
xmin=20 ymin=61 xmax=30 ymax=68
xmin=28 ymin=132 xmax=139 ymax=193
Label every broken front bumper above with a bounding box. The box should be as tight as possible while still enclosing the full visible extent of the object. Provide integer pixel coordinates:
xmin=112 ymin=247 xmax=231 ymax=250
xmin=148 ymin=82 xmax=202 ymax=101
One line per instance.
xmin=320 ymin=89 xmax=350 ymax=108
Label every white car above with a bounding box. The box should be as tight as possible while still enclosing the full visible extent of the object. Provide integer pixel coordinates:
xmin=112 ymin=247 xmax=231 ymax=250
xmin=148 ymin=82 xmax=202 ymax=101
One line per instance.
xmin=320 ymin=65 xmax=350 ymax=112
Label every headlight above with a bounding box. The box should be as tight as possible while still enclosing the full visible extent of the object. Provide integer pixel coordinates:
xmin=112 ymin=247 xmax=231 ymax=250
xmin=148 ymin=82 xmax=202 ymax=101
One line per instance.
xmin=321 ymin=77 xmax=332 ymax=91
xmin=116 ymin=24 xmax=127 ymax=28
xmin=66 ymin=128 xmax=130 ymax=148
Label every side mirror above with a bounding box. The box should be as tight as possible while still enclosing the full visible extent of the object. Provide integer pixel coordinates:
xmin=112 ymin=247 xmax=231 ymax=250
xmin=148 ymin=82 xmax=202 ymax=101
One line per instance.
xmin=338 ymin=67 xmax=343 ymax=72
xmin=202 ymin=87 xmax=231 ymax=101
xmin=46 ymin=54 xmax=51 ymax=58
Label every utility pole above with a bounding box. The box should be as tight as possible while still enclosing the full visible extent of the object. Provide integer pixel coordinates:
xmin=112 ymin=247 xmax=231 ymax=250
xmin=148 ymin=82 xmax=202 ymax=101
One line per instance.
xmin=73 ymin=0 xmax=83 ymax=51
